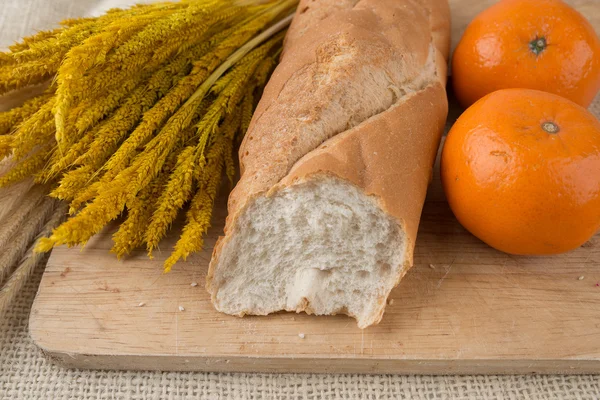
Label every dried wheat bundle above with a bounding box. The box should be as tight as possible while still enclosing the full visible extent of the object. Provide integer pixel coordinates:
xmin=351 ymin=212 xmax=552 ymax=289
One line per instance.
xmin=0 ymin=0 xmax=296 ymax=271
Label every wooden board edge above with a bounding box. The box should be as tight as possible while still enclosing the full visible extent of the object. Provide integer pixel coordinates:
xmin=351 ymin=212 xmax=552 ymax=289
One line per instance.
xmin=34 ymin=349 xmax=600 ymax=375
xmin=31 ymin=280 xmax=600 ymax=375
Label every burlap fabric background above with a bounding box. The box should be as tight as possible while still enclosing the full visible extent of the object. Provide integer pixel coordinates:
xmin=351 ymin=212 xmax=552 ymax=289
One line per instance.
xmin=1 ymin=1 xmax=600 ymax=398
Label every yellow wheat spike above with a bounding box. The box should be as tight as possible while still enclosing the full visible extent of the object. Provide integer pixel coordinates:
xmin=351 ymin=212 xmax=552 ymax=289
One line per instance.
xmin=41 ymin=128 xmax=96 ymax=181
xmin=36 ymin=148 xmax=63 ymax=183
xmin=59 ymin=44 xmax=209 ymax=186
xmin=0 ymin=92 xmax=52 ymax=135
xmin=67 ymin=180 xmax=102 ymax=215
xmin=26 ymin=3 xmax=187 ymax=59
xmin=66 ymin=100 xmax=207 ymax=243
xmin=222 ymin=110 xmax=243 ymax=186
xmin=65 ymin=69 xmax=153 ymax=142
xmin=35 ymin=111 xmax=173 ymax=246
xmin=99 ymin=23 xmax=242 ymax=178
xmin=223 ymin=143 xmax=236 ymax=187
xmin=56 ymin=32 xmax=209 ymax=170
xmin=101 ymin=93 xmax=207 ymax=189
xmin=144 ymin=146 xmax=197 ymax=255
xmin=110 ymin=177 xmax=162 ymax=258
xmin=53 ymin=10 xmax=177 ymax=138
xmin=111 ymin=144 xmax=182 ymax=257
xmin=163 ymin=135 xmax=232 ymax=271
xmin=13 ymin=119 xmax=55 ymax=161
xmin=40 ymin=101 xmax=202 ymax=247
xmin=36 ymin=187 xmax=129 ymax=249
xmin=206 ymin=101 xmax=242 ymax=186
xmin=48 ymin=165 xmax=95 ymax=201
xmin=0 ymin=19 xmax=111 ymax=95
xmin=5 ymin=20 xmax=99 ymax=64
xmin=2 ymin=3 xmax=177 ymax=66
xmin=73 ymin=89 xmax=152 ymax=168
xmin=0 ymin=60 xmax=57 ymax=95
xmin=0 ymin=147 xmax=51 ymax=188
xmin=73 ymin=31 xmax=215 ymax=152
xmin=150 ymin=3 xmax=255 ymax=65
xmin=57 ymin=0 xmax=236 ymax=125
xmin=56 ymin=65 xmax=159 ymax=151
xmin=34 ymin=4 xmax=187 ymax=137
xmin=75 ymin=28 xmax=218 ymax=147
xmin=121 ymin=106 xmax=199 ymax=197
xmin=239 ymin=89 xmax=254 ymax=138
xmin=209 ymin=71 xmax=235 ymax=96
xmin=40 ymin=149 xmax=159 ymax=246
xmin=111 ymin=1 xmax=221 ymax=65
xmin=236 ymin=53 xmax=278 ymax=148
xmin=67 ymin=116 xmax=200 ymax=213
xmin=61 ymin=12 xmax=171 ymax=77
xmin=7 ymin=27 xmax=65 ymax=53
xmin=162 ymin=187 xmax=216 ymax=272
xmin=1 ymin=17 xmax=89 ymax=60
xmin=0 ymin=53 xmax=11 ymax=66
xmin=0 ymin=135 xmax=13 ymax=160
xmin=65 ymin=104 xmax=198 ymax=212
xmin=74 ymin=94 xmax=204 ymax=215
xmin=10 ymin=99 xmax=55 ymax=160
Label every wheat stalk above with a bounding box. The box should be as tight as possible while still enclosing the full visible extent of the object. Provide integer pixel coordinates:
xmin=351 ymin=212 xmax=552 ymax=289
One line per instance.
xmin=0 ymin=204 xmax=67 ymax=318
xmin=0 ymin=184 xmax=48 ymax=250
xmin=0 ymin=197 xmax=57 ymax=286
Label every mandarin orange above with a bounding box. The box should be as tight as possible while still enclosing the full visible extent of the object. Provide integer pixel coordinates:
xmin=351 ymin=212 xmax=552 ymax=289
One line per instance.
xmin=452 ymin=0 xmax=600 ymax=108
xmin=441 ymin=88 xmax=600 ymax=255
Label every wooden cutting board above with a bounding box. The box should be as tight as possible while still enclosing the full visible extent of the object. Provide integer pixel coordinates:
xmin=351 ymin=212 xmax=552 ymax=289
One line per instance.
xmin=28 ymin=0 xmax=600 ymax=374
xmin=29 ymin=160 xmax=600 ymax=374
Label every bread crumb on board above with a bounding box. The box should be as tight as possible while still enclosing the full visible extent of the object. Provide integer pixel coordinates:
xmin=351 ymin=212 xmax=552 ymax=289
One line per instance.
xmin=298 ymin=333 xmax=305 ymax=339
xmin=191 ymin=282 xmax=198 ymax=287
xmin=429 ymin=264 xmax=436 ymax=269
xmin=388 ymin=299 xmax=395 ymax=305
xmin=179 ymin=305 xmax=185 ymax=312
xmin=578 ymin=276 xmax=585 ymax=280
xmin=137 ymin=302 xmax=145 ymax=307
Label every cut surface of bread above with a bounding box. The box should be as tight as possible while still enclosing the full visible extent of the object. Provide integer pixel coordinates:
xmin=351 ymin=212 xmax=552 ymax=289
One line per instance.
xmin=209 ymin=176 xmax=407 ymax=328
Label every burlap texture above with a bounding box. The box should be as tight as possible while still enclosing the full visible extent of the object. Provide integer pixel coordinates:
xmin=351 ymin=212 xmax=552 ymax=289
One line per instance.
xmin=1 ymin=1 xmax=600 ymax=399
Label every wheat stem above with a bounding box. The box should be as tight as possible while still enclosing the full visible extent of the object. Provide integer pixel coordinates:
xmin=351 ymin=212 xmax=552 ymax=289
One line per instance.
xmin=183 ymin=9 xmax=293 ymax=108
xmin=0 ymin=204 xmax=67 ymax=319
xmin=0 ymin=184 xmax=48 ymax=252
xmin=0 ymin=197 xmax=57 ymax=286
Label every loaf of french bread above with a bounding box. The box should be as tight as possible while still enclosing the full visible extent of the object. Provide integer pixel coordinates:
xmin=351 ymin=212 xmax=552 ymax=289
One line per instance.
xmin=207 ymin=0 xmax=450 ymax=328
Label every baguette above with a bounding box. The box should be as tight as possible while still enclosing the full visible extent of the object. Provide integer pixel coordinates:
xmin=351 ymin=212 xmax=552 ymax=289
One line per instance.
xmin=207 ymin=0 xmax=450 ymax=328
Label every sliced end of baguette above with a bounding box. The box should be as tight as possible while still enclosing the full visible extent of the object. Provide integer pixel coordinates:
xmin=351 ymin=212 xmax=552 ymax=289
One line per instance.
xmin=207 ymin=175 xmax=410 ymax=328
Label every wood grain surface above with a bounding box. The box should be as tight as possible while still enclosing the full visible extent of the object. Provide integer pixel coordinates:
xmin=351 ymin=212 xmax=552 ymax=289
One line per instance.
xmin=27 ymin=0 xmax=600 ymax=374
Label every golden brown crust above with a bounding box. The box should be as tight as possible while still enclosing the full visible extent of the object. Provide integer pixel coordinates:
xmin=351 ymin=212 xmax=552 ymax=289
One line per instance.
xmin=281 ymin=84 xmax=448 ymax=244
xmin=227 ymin=0 xmax=449 ymax=222
xmin=207 ymin=0 xmax=450 ymax=325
